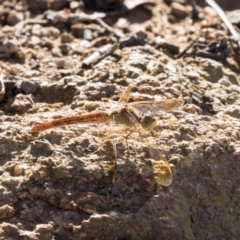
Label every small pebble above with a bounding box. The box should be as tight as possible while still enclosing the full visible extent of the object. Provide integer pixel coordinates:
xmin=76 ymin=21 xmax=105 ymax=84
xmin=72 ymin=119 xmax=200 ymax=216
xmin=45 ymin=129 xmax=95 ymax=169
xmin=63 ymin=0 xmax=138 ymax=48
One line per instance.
xmin=171 ymin=2 xmax=188 ymax=18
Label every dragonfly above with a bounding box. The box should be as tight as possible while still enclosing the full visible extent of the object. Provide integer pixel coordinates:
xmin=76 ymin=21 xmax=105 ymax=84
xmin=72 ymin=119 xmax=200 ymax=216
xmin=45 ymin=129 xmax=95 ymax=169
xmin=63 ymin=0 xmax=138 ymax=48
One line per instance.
xmin=31 ymin=86 xmax=184 ymax=186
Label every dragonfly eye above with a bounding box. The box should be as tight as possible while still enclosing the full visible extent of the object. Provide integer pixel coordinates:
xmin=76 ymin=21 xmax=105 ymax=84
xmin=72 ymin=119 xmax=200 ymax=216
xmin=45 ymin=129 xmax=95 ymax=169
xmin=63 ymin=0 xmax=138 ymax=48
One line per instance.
xmin=140 ymin=115 xmax=157 ymax=131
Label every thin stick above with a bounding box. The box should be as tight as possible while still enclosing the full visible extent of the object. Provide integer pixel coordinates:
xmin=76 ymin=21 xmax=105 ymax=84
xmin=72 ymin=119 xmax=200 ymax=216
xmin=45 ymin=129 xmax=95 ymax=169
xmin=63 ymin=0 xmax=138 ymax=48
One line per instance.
xmin=177 ymin=39 xmax=198 ymax=58
xmin=96 ymin=18 xmax=126 ymax=39
xmin=0 ymin=68 xmax=5 ymax=102
xmin=206 ymin=0 xmax=240 ymax=42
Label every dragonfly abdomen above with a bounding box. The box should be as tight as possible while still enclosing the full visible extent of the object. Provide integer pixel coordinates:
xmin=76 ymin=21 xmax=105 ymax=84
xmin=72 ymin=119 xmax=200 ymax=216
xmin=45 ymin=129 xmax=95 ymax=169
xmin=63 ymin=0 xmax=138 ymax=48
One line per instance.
xmin=31 ymin=111 xmax=110 ymax=132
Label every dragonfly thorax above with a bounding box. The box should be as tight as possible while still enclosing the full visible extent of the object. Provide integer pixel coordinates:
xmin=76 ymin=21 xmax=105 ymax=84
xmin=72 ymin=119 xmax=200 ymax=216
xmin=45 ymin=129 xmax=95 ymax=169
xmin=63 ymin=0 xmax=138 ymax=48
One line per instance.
xmin=111 ymin=108 xmax=137 ymax=127
xmin=111 ymin=106 xmax=157 ymax=131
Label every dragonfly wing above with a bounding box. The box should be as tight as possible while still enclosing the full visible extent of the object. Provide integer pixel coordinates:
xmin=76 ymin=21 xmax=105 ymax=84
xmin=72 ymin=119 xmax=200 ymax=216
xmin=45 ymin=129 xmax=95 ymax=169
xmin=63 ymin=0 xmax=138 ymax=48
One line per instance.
xmin=117 ymin=85 xmax=133 ymax=104
xmin=127 ymin=99 xmax=184 ymax=115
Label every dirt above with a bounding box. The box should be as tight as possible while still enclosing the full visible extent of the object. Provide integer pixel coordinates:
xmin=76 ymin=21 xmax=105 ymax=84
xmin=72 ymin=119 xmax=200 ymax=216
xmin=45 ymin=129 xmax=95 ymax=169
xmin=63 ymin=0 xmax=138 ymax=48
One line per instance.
xmin=0 ymin=0 xmax=240 ymax=239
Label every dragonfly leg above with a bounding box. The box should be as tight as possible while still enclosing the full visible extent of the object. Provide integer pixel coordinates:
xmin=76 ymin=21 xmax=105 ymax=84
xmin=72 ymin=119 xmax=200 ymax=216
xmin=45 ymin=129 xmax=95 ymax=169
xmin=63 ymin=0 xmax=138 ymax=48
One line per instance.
xmin=124 ymin=131 xmax=133 ymax=139
xmin=93 ymin=132 xmax=116 ymax=153
xmin=123 ymin=130 xmax=133 ymax=151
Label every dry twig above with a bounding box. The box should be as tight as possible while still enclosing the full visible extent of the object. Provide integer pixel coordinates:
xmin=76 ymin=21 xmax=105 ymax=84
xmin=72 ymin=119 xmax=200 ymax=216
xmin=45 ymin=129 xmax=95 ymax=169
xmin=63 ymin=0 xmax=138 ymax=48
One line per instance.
xmin=0 ymin=68 xmax=5 ymax=102
xmin=96 ymin=18 xmax=126 ymax=39
xmin=206 ymin=0 xmax=240 ymax=46
xmin=82 ymin=43 xmax=118 ymax=68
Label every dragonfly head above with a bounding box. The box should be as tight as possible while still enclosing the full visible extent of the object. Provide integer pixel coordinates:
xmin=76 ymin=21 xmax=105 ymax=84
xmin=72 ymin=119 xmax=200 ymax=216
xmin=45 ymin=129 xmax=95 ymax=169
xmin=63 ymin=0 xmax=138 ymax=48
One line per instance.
xmin=140 ymin=114 xmax=157 ymax=131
